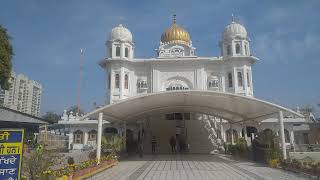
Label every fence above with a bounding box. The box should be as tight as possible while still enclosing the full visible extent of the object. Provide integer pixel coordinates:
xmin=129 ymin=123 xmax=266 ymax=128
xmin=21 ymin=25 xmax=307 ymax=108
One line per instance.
xmin=38 ymin=132 xmax=69 ymax=151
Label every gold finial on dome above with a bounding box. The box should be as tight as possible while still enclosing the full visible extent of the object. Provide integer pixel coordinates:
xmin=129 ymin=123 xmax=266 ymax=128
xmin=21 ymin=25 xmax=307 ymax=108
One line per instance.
xmin=160 ymin=15 xmax=191 ymax=45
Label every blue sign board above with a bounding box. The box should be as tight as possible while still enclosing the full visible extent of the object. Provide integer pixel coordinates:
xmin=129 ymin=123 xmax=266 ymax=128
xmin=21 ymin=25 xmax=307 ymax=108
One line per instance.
xmin=0 ymin=129 xmax=24 ymax=180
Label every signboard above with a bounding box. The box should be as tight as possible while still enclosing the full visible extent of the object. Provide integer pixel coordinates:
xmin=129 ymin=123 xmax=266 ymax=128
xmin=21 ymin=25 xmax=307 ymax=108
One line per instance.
xmin=0 ymin=129 xmax=24 ymax=180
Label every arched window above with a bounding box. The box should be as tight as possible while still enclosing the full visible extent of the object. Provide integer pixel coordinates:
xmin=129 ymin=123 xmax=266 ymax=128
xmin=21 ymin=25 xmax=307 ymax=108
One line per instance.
xmin=104 ymin=127 xmax=118 ymax=134
xmin=124 ymin=74 xmax=129 ymax=89
xmin=125 ymin=48 xmax=129 ymax=58
xmin=138 ymin=80 xmax=147 ymax=89
xmin=116 ymin=46 xmax=120 ymax=57
xmin=227 ymin=45 xmax=231 ymax=55
xmin=228 ymin=73 xmax=233 ymax=88
xmin=73 ymin=130 xmax=83 ymax=144
xmin=166 ymin=83 xmax=188 ymax=91
xmin=115 ymin=74 xmax=120 ymax=88
xmin=88 ymin=130 xmax=97 ymax=142
xmin=263 ymin=129 xmax=273 ymax=136
xmin=247 ymin=72 xmax=250 ymax=87
xmin=236 ymin=44 xmax=241 ymax=54
xmin=237 ymin=72 xmax=243 ymax=87
xmin=208 ymin=79 xmax=219 ymax=88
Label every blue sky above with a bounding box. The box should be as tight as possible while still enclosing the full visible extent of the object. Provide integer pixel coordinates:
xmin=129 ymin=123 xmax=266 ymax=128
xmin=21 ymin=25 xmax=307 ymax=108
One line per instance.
xmin=1 ymin=0 xmax=319 ymax=116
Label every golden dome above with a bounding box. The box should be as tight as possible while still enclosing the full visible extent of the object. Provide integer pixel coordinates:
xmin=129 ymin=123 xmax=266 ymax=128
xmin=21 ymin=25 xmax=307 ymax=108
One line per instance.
xmin=160 ymin=15 xmax=191 ymax=45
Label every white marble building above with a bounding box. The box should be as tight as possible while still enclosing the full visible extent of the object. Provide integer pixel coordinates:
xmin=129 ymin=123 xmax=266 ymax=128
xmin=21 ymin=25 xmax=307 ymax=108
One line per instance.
xmin=59 ymin=16 xmax=310 ymax=153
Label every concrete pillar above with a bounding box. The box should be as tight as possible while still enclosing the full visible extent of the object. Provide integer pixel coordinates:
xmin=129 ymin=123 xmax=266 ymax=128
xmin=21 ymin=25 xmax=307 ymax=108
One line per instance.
xmin=279 ymin=111 xmax=287 ymax=159
xmin=230 ymin=124 xmax=234 ymax=145
xmin=251 ymin=133 xmax=255 ymax=141
xmin=84 ymin=132 xmax=88 ymax=145
xmin=290 ymin=130 xmax=295 ymax=151
xmin=120 ymin=43 xmax=125 ymax=58
xmin=243 ymin=126 xmax=248 ymax=141
xmin=68 ymin=133 xmax=73 ymax=150
xmin=97 ymin=112 xmax=103 ymax=164
xmin=220 ymin=118 xmax=224 ymax=141
xmin=290 ymin=130 xmax=295 ymax=144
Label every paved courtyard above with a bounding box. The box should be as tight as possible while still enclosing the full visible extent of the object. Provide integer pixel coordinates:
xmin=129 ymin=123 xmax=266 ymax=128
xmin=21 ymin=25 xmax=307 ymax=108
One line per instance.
xmin=86 ymin=154 xmax=314 ymax=180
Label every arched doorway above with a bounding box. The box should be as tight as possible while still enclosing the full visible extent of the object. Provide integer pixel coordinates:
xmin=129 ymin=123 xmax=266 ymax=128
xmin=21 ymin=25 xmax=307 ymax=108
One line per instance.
xmin=104 ymin=127 xmax=118 ymax=136
xmin=126 ymin=129 xmax=135 ymax=153
xmin=73 ymin=130 xmax=83 ymax=144
xmin=88 ymin=130 xmax=97 ymax=146
xmin=245 ymin=126 xmax=258 ymax=143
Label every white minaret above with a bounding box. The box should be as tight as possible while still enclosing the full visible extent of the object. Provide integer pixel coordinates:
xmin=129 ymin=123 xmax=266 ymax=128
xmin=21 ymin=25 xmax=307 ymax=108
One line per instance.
xmin=220 ymin=15 xmax=254 ymax=97
xmin=106 ymin=24 xmax=134 ymax=59
xmin=220 ymin=15 xmax=251 ymax=58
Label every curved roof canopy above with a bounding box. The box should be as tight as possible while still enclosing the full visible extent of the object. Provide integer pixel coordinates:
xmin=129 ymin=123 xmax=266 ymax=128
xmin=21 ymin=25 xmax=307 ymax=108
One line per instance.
xmin=83 ymin=91 xmax=303 ymax=124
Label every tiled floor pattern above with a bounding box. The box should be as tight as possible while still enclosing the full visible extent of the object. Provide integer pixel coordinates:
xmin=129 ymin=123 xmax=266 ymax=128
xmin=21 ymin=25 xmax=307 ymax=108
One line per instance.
xmin=86 ymin=154 xmax=314 ymax=180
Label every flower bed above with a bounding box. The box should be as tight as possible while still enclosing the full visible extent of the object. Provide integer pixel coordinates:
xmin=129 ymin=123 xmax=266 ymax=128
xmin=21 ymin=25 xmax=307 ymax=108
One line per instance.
xmin=71 ymin=159 xmax=117 ymax=179
xmin=279 ymin=159 xmax=320 ymax=178
xmin=42 ymin=155 xmax=118 ymax=179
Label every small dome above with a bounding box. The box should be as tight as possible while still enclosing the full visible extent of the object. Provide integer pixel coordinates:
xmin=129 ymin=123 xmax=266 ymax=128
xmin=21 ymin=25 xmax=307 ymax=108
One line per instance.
xmin=161 ymin=15 xmax=191 ymax=45
xmin=223 ymin=21 xmax=248 ymax=40
xmin=109 ymin=24 xmax=133 ymax=42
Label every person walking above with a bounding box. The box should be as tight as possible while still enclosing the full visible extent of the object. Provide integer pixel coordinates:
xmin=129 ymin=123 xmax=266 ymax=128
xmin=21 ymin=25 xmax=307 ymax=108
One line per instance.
xmin=169 ymin=136 xmax=176 ymax=153
xmin=151 ymin=136 xmax=157 ymax=154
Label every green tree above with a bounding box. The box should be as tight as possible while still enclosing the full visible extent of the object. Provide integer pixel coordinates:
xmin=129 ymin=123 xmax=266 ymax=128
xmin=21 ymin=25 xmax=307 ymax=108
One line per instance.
xmin=67 ymin=105 xmax=84 ymax=115
xmin=0 ymin=25 xmax=13 ymax=90
xmin=42 ymin=111 xmax=61 ymax=124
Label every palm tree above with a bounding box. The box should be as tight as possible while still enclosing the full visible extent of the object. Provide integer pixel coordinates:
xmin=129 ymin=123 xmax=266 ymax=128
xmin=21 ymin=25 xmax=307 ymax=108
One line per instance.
xmin=101 ymin=135 xmax=123 ymax=157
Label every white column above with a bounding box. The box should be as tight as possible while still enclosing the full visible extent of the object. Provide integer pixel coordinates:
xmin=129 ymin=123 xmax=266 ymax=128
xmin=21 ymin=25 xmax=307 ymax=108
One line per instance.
xmin=290 ymin=130 xmax=295 ymax=144
xmin=279 ymin=111 xmax=287 ymax=159
xmin=84 ymin=132 xmax=88 ymax=145
xmin=290 ymin=130 xmax=295 ymax=151
xmin=120 ymin=43 xmax=125 ymax=58
xmin=220 ymin=118 xmax=224 ymax=141
xmin=243 ymin=126 xmax=248 ymax=142
xmin=68 ymin=133 xmax=73 ymax=150
xmin=97 ymin=112 xmax=103 ymax=164
xmin=251 ymin=133 xmax=255 ymax=141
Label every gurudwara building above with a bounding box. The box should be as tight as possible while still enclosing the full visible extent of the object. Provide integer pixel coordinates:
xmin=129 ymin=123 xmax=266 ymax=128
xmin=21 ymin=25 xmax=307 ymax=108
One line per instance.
xmin=58 ymin=16 xmax=314 ymax=157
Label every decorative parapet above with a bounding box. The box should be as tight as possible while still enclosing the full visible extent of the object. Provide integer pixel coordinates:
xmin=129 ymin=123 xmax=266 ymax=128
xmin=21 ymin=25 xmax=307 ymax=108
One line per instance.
xmin=59 ymin=110 xmax=88 ymax=122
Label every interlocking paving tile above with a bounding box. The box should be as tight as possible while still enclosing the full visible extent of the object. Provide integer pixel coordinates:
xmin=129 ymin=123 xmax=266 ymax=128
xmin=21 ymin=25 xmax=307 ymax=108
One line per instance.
xmin=86 ymin=154 xmax=314 ymax=180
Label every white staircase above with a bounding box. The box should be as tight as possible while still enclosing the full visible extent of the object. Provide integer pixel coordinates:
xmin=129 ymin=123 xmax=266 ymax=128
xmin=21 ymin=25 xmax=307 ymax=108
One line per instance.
xmin=201 ymin=118 xmax=225 ymax=153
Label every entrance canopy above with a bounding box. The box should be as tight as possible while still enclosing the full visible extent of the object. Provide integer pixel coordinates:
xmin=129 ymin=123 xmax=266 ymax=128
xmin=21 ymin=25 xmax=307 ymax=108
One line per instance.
xmin=83 ymin=91 xmax=303 ymax=124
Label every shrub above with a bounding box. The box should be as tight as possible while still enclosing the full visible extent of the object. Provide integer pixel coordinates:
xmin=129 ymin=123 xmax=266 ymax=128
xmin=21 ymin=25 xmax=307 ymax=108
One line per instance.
xmin=88 ymin=150 xmax=97 ymax=160
xmin=101 ymin=135 xmax=123 ymax=157
xmin=22 ymin=145 xmax=62 ymax=180
xmin=67 ymin=157 xmax=75 ymax=165
xmin=268 ymin=159 xmax=279 ymax=168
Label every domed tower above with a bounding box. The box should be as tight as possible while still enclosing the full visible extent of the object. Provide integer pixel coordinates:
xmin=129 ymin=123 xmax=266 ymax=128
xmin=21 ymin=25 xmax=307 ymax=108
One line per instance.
xmin=220 ymin=16 xmax=250 ymax=58
xmin=156 ymin=15 xmax=196 ymax=58
xmin=106 ymin=24 xmax=134 ymax=59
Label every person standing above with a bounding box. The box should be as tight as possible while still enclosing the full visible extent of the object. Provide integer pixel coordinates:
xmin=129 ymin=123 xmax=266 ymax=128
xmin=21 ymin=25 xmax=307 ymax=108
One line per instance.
xmin=151 ymin=136 xmax=157 ymax=154
xmin=169 ymin=136 xmax=176 ymax=153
